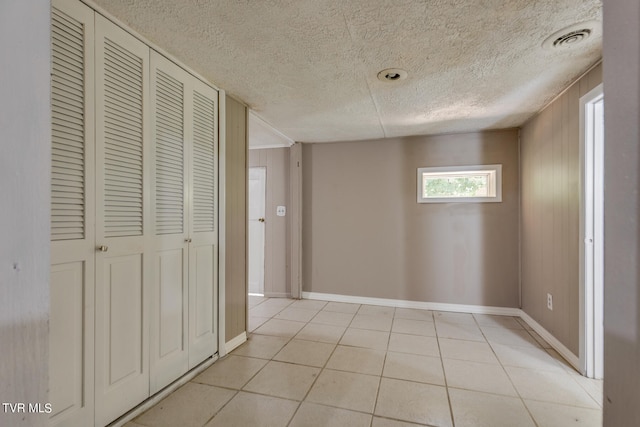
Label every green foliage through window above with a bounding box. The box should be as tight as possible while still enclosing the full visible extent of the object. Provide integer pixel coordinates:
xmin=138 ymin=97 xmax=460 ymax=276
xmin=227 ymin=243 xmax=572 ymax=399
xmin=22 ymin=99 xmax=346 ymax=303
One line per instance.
xmin=417 ymin=165 xmax=501 ymax=203
xmin=423 ymin=175 xmax=488 ymax=198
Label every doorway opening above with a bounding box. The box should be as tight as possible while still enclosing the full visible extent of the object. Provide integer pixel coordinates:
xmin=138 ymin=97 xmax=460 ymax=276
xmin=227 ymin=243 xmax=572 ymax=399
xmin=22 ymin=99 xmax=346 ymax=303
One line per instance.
xmin=579 ymin=83 xmax=604 ymax=379
xmin=248 ymin=167 xmax=266 ymax=296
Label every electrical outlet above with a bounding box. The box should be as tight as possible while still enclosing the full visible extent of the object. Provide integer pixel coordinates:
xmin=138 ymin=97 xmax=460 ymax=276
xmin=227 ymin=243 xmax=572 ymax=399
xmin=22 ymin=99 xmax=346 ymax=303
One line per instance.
xmin=547 ymin=293 xmax=553 ymax=311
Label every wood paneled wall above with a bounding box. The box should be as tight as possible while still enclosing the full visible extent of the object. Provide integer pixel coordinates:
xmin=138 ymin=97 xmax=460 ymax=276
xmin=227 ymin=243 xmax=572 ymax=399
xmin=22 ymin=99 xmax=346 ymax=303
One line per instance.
xmin=224 ymin=96 xmax=247 ymax=341
xmin=302 ymin=130 xmax=520 ymax=307
xmin=602 ymin=0 xmax=640 ymax=422
xmin=520 ymin=63 xmax=602 ymax=356
xmin=249 ymin=148 xmax=290 ymax=297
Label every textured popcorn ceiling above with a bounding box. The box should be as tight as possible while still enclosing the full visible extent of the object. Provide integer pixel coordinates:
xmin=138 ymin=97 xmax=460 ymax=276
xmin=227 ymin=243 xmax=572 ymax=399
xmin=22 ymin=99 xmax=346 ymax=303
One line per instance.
xmin=94 ymin=0 xmax=602 ymax=143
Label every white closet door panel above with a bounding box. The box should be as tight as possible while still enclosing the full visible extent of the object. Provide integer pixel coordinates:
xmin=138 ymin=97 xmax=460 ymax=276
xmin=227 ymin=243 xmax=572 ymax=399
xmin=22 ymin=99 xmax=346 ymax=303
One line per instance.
xmin=188 ymin=243 xmax=216 ymax=367
xmin=149 ymin=51 xmax=189 ymax=393
xmin=191 ymin=88 xmax=217 ymax=233
xmin=95 ymin=253 xmax=147 ymax=423
xmin=154 ymin=61 xmax=185 ymax=236
xmin=50 ymin=261 xmax=90 ymax=426
xmin=188 ymin=80 xmax=218 ymax=368
xmin=50 ymin=1 xmax=95 ymax=426
xmin=150 ymin=249 xmax=188 ymax=391
xmin=100 ymin=32 xmax=145 ymax=239
xmin=103 ymin=255 xmax=144 ymax=383
xmin=158 ymin=250 xmax=186 ymax=357
xmin=95 ymin=13 xmax=150 ymax=427
xmin=50 ymin=263 xmax=83 ymax=416
xmin=51 ymin=4 xmax=87 ymax=242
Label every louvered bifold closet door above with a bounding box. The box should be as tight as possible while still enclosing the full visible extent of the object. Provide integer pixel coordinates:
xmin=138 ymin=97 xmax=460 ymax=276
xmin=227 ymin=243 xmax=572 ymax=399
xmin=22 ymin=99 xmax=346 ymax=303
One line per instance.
xmin=94 ymin=14 xmax=151 ymax=427
xmin=188 ymin=79 xmax=219 ymax=368
xmin=50 ymin=1 xmax=95 ymax=426
xmin=149 ymin=52 xmax=190 ymax=393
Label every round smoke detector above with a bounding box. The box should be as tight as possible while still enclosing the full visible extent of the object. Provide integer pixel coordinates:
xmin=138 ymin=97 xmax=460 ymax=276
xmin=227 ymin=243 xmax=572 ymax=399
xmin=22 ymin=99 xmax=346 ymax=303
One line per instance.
xmin=377 ymin=68 xmax=408 ymax=82
xmin=543 ymin=21 xmax=601 ymax=50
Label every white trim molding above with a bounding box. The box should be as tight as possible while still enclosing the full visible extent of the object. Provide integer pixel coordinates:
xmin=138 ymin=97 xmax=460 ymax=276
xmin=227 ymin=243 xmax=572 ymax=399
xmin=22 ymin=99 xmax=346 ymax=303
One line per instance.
xmin=248 ymin=111 xmax=295 ymax=149
xmin=302 ymin=292 xmax=521 ymax=316
xmin=579 ymin=83 xmax=605 ymax=379
xmin=249 ymin=144 xmax=294 ymax=150
xmin=302 ymin=291 xmax=581 ymax=371
xmin=217 ymin=91 xmax=227 ymax=358
xmin=417 ymin=164 xmax=503 ymax=204
xmin=225 ymin=332 xmax=247 ymax=354
xmin=518 ymin=311 xmax=581 ymax=371
xmin=264 ymin=292 xmax=290 ymax=299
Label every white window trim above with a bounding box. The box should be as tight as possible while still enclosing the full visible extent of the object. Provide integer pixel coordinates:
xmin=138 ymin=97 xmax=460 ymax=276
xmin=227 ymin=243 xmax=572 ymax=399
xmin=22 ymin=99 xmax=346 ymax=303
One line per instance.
xmin=416 ymin=164 xmax=502 ymax=203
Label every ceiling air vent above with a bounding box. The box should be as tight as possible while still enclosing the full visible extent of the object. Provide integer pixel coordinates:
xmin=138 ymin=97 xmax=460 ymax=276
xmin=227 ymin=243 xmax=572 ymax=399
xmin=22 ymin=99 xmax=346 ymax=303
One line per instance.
xmin=552 ymin=28 xmax=591 ymax=47
xmin=543 ymin=21 xmax=601 ymax=50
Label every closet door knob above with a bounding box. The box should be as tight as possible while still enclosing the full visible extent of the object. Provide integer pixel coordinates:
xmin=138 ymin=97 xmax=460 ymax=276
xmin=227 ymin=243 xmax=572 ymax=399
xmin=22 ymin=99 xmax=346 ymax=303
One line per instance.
xmin=184 ymin=238 xmax=192 ymax=243
xmin=258 ymin=218 xmax=265 ymax=223
xmin=97 ymin=245 xmax=109 ymax=252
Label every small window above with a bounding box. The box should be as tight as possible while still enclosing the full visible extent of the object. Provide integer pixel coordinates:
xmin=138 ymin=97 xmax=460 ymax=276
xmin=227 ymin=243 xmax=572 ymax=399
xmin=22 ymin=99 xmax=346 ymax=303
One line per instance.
xmin=417 ymin=165 xmax=502 ymax=203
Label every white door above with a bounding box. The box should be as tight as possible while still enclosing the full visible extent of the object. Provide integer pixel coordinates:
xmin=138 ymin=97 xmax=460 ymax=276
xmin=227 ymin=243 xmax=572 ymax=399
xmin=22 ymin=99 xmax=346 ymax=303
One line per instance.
xmin=149 ymin=52 xmax=189 ymax=393
xmin=187 ymin=78 xmax=219 ymax=369
xmin=580 ymin=84 xmax=604 ymax=379
xmin=149 ymin=48 xmax=220 ymax=389
xmin=50 ymin=1 xmax=95 ymax=426
xmin=94 ymin=14 xmax=151 ymax=426
xmin=248 ymin=167 xmax=266 ymax=295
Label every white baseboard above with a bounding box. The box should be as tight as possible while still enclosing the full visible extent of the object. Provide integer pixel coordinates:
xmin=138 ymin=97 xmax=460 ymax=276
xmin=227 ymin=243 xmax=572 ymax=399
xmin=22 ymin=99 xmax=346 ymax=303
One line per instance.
xmin=302 ymin=291 xmax=581 ymax=371
xmin=302 ymin=291 xmax=521 ymax=316
xmin=264 ymin=292 xmax=290 ymax=298
xmin=518 ymin=310 xmax=581 ymax=371
xmin=225 ymin=332 xmax=247 ymax=353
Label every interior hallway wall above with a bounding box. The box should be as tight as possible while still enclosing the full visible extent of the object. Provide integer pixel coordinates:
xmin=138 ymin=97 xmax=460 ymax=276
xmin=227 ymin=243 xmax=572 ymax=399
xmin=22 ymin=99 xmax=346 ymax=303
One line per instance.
xmin=0 ymin=1 xmax=51 ymax=426
xmin=224 ymin=96 xmax=248 ymax=341
xmin=520 ymin=63 xmax=602 ymax=356
xmin=602 ymin=0 xmax=640 ymax=423
xmin=249 ymin=148 xmax=291 ymax=297
xmin=302 ymin=129 xmax=520 ymax=307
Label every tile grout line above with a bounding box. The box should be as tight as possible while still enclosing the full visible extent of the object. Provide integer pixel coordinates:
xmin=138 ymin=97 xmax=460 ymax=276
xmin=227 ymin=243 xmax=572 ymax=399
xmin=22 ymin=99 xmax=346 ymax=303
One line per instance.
xmin=434 ymin=312 xmax=457 ymax=427
xmin=132 ymin=299 xmax=601 ymax=427
xmin=187 ymin=295 xmax=282 ymax=426
xmin=197 ymin=386 xmax=240 ymax=427
xmin=369 ymin=306 xmax=395 ymax=427
xmin=473 ymin=313 xmax=541 ymax=427
xmin=204 ymin=321 xmax=293 ymax=423
xmin=217 ymin=297 xmax=300 ymax=426
xmin=284 ymin=300 xmax=358 ymax=427
xmin=516 ymin=319 xmax=603 ymax=409
xmin=240 ymin=299 xmax=601 ymax=426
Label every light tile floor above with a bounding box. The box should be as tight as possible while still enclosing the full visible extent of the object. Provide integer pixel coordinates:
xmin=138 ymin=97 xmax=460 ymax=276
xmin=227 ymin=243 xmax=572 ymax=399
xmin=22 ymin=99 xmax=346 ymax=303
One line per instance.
xmin=126 ymin=297 xmax=603 ymax=427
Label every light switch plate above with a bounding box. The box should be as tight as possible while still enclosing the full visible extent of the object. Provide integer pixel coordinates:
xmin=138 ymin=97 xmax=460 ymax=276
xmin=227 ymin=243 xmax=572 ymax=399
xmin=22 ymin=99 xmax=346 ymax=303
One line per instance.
xmin=276 ymin=206 xmax=286 ymax=216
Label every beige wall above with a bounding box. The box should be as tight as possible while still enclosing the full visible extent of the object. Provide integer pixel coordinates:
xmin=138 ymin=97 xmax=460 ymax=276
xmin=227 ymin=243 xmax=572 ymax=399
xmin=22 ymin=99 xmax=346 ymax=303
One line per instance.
xmin=224 ymin=96 xmax=248 ymax=340
xmin=0 ymin=1 xmax=51 ymax=426
xmin=302 ymin=130 xmax=520 ymax=307
xmin=249 ymin=148 xmax=290 ymax=297
xmin=602 ymin=0 xmax=640 ymax=423
xmin=520 ymin=64 xmax=602 ymax=356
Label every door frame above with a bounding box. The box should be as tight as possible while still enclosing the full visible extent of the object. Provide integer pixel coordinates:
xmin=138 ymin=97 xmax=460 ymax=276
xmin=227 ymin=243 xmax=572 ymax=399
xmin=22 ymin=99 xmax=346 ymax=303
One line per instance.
xmin=248 ymin=166 xmax=267 ymax=295
xmin=289 ymin=142 xmax=303 ymax=299
xmin=579 ymin=83 xmax=604 ymax=379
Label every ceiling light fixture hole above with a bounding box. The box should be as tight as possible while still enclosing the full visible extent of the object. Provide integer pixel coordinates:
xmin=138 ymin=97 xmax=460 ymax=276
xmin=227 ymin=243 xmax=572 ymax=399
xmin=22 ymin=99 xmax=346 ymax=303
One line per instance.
xmin=378 ymin=68 xmax=408 ymax=82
